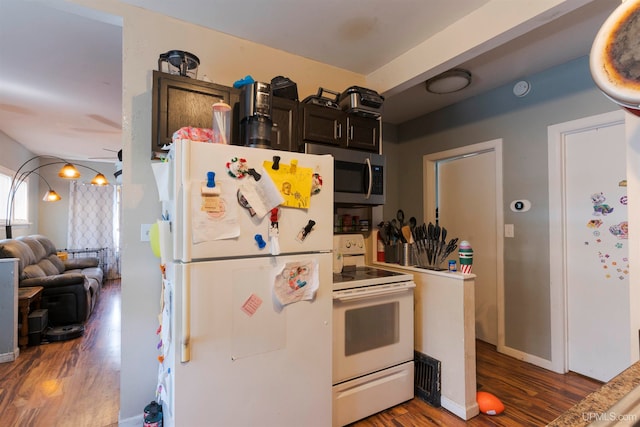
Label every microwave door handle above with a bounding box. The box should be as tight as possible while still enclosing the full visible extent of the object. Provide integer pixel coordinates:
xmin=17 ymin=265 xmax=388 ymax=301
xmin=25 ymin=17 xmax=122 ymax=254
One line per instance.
xmin=365 ymin=157 xmax=373 ymax=199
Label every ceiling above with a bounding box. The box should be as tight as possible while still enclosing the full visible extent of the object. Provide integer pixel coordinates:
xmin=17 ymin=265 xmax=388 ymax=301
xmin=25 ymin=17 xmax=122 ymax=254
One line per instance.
xmin=0 ymin=0 xmax=621 ymax=162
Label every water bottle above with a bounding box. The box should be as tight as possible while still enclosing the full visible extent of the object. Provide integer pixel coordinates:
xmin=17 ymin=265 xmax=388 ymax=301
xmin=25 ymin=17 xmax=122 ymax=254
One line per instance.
xmin=143 ymin=401 xmax=163 ymax=427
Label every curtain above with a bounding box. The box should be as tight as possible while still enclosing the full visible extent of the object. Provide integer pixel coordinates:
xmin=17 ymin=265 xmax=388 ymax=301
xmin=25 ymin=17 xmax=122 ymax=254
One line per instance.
xmin=67 ymin=181 xmax=121 ymax=280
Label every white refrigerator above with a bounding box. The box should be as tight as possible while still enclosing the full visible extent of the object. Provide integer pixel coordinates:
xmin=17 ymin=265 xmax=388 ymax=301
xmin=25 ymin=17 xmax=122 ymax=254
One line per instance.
xmin=159 ymin=140 xmax=334 ymax=427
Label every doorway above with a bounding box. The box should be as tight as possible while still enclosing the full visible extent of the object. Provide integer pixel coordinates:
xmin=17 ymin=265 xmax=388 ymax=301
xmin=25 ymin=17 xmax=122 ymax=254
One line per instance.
xmin=423 ymin=139 xmax=504 ymax=347
xmin=548 ymin=110 xmax=631 ymax=381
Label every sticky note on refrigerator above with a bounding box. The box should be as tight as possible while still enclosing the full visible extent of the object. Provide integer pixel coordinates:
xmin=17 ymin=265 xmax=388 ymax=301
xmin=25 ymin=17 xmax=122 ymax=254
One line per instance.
xmin=263 ymin=159 xmax=313 ymax=209
xmin=241 ymin=293 xmax=263 ymax=317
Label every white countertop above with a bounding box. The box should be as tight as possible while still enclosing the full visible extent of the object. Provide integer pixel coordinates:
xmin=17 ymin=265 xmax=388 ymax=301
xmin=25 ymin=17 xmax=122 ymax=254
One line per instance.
xmin=371 ymin=261 xmax=476 ymax=281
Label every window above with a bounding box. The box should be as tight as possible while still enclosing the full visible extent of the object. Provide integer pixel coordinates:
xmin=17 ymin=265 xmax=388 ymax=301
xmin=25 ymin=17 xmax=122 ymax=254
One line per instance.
xmin=0 ymin=167 xmax=28 ymax=224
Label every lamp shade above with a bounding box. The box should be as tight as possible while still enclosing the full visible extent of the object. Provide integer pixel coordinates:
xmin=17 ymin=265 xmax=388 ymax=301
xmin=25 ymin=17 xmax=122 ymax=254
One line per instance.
xmin=43 ymin=190 xmax=62 ymax=202
xmin=59 ymin=163 xmax=81 ymax=179
xmin=91 ymin=173 xmax=109 ymax=186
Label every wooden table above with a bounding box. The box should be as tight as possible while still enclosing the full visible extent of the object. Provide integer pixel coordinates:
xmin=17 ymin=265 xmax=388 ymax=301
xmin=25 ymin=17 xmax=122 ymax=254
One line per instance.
xmin=18 ymin=286 xmax=43 ymax=348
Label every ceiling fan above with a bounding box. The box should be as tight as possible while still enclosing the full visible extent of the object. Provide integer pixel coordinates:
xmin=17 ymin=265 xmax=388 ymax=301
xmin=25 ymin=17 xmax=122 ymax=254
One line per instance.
xmin=90 ymin=148 xmax=122 ymax=161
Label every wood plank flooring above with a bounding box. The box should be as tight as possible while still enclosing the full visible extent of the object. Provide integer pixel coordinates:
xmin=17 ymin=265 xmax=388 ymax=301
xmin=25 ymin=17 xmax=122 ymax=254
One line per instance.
xmin=354 ymin=340 xmax=603 ymax=427
xmin=0 ymin=280 xmax=120 ymax=427
xmin=0 ymin=279 xmax=603 ymax=426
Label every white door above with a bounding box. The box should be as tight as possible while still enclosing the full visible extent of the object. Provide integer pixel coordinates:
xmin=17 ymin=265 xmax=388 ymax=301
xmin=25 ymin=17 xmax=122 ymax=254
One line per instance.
xmin=564 ymin=121 xmax=629 ymax=382
xmin=424 ymin=140 xmax=503 ymax=346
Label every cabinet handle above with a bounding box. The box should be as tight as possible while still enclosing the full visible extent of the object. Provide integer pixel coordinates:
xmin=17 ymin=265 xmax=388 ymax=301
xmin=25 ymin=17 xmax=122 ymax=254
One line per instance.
xmin=335 ymin=123 xmax=342 ymax=140
xmin=349 ymin=125 xmax=354 ymax=141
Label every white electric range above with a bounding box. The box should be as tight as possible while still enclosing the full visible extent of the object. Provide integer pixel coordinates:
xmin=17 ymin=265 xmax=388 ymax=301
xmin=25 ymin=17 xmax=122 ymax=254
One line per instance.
xmin=332 ymin=234 xmax=416 ymax=426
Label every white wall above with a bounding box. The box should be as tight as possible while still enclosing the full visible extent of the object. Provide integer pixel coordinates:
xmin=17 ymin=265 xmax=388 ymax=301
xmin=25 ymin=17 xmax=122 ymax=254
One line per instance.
xmin=71 ymin=0 xmax=366 ymax=421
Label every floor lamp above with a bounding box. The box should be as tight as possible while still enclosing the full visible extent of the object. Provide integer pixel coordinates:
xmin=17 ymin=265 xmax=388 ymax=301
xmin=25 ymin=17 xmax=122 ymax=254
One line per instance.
xmin=5 ymin=156 xmax=109 ymax=239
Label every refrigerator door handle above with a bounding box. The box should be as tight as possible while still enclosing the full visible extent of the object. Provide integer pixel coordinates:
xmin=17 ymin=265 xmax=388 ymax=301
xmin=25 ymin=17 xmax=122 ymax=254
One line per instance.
xmin=181 ymin=268 xmax=191 ymax=362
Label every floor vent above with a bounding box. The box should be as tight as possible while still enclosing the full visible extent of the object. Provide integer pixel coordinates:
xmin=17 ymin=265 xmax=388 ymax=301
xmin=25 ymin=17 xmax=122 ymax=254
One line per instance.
xmin=414 ymin=351 xmax=441 ymax=407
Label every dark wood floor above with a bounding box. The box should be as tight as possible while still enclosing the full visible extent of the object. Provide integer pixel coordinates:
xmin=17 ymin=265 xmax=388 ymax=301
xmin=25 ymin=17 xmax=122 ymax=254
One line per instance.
xmin=354 ymin=340 xmax=603 ymax=427
xmin=0 ymin=280 xmax=120 ymax=427
xmin=0 ymin=280 xmax=603 ymax=426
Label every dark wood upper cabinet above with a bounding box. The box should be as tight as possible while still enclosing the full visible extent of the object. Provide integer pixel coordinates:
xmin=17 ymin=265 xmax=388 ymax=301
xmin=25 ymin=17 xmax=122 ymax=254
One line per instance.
xmin=300 ymin=103 xmax=380 ymax=153
xmin=151 ymin=71 xmax=381 ymax=155
xmin=300 ymin=104 xmax=346 ymax=148
xmin=346 ymin=115 xmax=380 ymax=152
xmin=152 ymin=71 xmax=240 ymax=158
xmin=270 ymin=97 xmax=299 ymax=152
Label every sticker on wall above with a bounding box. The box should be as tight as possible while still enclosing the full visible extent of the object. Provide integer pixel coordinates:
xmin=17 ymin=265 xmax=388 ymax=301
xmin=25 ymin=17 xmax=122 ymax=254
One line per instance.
xmin=582 ymin=188 xmax=628 ymax=281
xmin=609 ymin=221 xmax=628 ymax=239
xmin=598 ymin=252 xmax=629 ymax=280
xmin=591 ymin=192 xmax=614 ymax=216
xmin=587 ymin=219 xmax=603 ymax=229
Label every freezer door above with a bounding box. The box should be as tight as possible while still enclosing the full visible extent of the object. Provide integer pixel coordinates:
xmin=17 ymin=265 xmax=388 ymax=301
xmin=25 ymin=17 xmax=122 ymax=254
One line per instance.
xmin=170 ymin=253 xmax=332 ymax=427
xmin=171 ymin=140 xmax=334 ymax=262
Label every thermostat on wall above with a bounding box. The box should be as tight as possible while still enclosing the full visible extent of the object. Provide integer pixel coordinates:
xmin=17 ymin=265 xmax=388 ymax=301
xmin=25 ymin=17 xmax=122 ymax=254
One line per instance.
xmin=510 ymin=200 xmax=531 ymax=212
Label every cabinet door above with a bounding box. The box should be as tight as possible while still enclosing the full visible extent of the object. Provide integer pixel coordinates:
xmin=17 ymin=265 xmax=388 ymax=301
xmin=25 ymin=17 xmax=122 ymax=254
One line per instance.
xmin=346 ymin=115 xmax=380 ymax=153
xmin=271 ymin=97 xmax=299 ymax=151
xmin=300 ymin=104 xmax=346 ymax=147
xmin=152 ymin=71 xmax=240 ymax=158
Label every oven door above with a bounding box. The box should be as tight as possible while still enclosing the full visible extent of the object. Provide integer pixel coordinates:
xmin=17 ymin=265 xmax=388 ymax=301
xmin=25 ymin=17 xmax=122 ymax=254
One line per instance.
xmin=332 ymin=281 xmax=415 ymax=384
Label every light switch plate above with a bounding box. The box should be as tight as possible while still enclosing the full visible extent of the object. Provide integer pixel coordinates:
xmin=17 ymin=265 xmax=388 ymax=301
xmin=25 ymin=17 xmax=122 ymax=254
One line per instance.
xmin=140 ymin=224 xmax=152 ymax=242
xmin=505 ymin=224 xmax=515 ymax=238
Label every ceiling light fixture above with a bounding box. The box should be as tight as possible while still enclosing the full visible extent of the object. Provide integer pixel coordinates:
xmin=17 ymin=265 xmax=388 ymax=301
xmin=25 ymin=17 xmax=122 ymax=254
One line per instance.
xmin=425 ymin=68 xmax=472 ymax=94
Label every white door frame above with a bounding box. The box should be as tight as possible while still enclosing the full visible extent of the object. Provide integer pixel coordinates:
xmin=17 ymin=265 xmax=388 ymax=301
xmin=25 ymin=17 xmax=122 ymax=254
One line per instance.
xmin=423 ymin=139 xmax=505 ymax=351
xmin=547 ymin=110 xmax=625 ymax=374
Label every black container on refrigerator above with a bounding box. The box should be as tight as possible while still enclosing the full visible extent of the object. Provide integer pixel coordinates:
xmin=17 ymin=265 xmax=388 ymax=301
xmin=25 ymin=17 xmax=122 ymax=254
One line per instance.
xmin=157 ymin=50 xmax=200 ymax=79
xmin=338 ymin=86 xmax=384 ymax=118
xmin=271 ymin=76 xmax=298 ymax=101
xmin=240 ymin=82 xmax=275 ymax=148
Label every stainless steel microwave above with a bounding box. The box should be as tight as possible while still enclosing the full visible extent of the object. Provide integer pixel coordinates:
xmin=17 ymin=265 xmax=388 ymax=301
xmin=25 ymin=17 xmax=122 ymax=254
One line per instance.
xmin=305 ymin=144 xmax=385 ymax=206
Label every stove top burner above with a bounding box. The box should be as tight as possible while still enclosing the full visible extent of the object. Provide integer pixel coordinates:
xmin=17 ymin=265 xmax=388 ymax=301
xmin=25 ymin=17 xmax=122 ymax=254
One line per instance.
xmin=333 ymin=266 xmax=406 ymax=285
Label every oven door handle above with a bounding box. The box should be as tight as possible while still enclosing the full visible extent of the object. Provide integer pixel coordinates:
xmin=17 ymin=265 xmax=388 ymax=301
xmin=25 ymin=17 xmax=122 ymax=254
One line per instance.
xmin=333 ymin=282 xmax=415 ymax=302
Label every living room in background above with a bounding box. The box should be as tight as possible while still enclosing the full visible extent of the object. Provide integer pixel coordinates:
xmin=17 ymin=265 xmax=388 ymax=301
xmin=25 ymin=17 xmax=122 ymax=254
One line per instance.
xmin=67 ymin=181 xmax=121 ymax=280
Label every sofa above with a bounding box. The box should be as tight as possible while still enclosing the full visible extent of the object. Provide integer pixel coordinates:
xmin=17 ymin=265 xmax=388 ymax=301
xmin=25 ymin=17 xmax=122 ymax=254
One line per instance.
xmin=0 ymin=234 xmax=103 ymax=325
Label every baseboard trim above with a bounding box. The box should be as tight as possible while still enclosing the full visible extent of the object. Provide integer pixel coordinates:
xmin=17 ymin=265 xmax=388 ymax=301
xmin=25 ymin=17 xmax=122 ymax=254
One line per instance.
xmin=0 ymin=348 xmax=19 ymax=363
xmin=498 ymin=344 xmax=559 ymax=373
xmin=441 ymin=395 xmax=480 ymax=420
xmin=118 ymin=414 xmax=143 ymax=427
